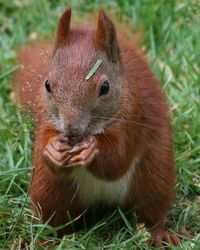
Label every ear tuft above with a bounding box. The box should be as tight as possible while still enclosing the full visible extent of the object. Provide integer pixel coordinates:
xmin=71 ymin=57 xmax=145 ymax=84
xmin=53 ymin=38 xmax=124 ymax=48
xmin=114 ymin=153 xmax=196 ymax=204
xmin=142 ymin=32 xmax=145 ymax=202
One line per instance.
xmin=56 ymin=7 xmax=71 ymax=45
xmin=95 ymin=9 xmax=120 ymax=63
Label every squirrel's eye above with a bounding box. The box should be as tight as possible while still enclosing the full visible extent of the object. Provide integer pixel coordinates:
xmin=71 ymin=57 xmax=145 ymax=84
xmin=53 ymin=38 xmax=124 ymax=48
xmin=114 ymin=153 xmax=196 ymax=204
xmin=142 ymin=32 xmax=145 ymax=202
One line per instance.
xmin=99 ymin=80 xmax=110 ymax=96
xmin=45 ymin=80 xmax=51 ymax=93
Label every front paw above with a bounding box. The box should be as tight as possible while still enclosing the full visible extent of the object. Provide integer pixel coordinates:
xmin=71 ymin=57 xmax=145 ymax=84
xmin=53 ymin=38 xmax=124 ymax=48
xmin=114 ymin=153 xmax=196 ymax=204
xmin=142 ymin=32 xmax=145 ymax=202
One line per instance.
xmin=150 ymin=227 xmax=180 ymax=247
xmin=43 ymin=135 xmax=72 ymax=174
xmin=67 ymin=135 xmax=99 ymax=168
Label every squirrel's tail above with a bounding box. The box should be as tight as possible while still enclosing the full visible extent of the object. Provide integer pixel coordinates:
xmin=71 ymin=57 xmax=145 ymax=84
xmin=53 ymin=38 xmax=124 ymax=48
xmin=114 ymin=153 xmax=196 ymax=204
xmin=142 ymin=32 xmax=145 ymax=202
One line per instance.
xmin=13 ymin=40 xmax=52 ymax=113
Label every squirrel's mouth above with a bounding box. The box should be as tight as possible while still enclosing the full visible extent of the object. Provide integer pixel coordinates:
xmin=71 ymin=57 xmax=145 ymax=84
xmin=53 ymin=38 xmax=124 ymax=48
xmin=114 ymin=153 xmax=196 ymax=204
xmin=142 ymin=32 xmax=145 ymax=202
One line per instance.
xmin=67 ymin=134 xmax=85 ymax=146
xmin=66 ymin=125 xmax=105 ymax=146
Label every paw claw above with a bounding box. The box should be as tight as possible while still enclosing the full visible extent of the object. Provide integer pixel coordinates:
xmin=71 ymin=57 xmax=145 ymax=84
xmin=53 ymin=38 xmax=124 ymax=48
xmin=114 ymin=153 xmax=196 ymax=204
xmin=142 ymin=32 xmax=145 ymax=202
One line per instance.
xmin=66 ymin=136 xmax=98 ymax=168
xmin=150 ymin=227 xmax=181 ymax=248
xmin=43 ymin=135 xmax=72 ymax=173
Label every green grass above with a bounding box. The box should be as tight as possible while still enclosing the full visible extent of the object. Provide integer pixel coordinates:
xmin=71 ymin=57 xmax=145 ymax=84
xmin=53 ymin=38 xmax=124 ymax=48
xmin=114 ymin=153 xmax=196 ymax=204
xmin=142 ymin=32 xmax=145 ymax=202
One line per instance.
xmin=0 ymin=0 xmax=200 ymax=249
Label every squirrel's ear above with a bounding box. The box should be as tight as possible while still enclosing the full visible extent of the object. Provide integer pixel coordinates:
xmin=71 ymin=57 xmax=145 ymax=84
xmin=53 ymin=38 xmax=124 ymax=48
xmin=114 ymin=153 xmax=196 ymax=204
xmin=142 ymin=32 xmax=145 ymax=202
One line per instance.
xmin=95 ymin=10 xmax=120 ymax=63
xmin=56 ymin=7 xmax=71 ymax=45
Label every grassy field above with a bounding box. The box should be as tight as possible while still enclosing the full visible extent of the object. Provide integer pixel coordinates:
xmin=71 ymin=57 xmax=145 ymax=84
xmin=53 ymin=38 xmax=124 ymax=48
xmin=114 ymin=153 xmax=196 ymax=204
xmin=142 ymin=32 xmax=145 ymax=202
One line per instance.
xmin=0 ymin=0 xmax=200 ymax=249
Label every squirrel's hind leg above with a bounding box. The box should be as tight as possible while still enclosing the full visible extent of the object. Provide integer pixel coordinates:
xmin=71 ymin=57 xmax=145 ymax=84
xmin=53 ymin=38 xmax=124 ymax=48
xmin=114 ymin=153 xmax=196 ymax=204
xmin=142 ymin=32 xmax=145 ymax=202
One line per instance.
xmin=127 ymin=153 xmax=179 ymax=246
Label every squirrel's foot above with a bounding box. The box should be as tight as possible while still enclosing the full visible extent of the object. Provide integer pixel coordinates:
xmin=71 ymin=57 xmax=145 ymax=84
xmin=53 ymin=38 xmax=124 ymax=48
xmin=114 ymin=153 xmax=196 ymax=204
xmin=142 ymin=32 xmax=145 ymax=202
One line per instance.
xmin=43 ymin=135 xmax=72 ymax=173
xmin=150 ymin=227 xmax=180 ymax=248
xmin=67 ymin=135 xmax=99 ymax=168
xmin=176 ymin=228 xmax=192 ymax=239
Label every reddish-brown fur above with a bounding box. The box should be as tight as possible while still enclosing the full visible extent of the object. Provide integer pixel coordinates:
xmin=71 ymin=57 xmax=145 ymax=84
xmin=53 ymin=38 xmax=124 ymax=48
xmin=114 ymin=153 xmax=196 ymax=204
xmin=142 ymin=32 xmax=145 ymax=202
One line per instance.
xmin=14 ymin=8 xmax=181 ymax=247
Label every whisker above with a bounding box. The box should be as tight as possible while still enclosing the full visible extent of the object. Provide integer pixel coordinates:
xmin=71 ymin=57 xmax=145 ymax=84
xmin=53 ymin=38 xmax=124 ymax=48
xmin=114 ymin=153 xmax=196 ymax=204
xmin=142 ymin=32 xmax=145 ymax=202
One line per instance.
xmin=91 ymin=116 xmax=169 ymax=133
xmin=25 ymin=105 xmax=169 ymax=134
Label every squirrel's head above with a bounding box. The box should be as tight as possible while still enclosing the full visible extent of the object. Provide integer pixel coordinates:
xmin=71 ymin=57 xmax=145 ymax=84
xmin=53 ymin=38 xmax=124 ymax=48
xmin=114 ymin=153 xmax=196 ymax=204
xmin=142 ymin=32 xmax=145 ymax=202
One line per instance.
xmin=45 ymin=8 xmax=123 ymax=139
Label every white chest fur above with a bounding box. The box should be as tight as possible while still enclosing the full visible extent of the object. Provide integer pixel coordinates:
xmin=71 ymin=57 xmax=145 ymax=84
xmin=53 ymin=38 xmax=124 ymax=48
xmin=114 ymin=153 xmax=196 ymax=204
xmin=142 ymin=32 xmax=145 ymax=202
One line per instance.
xmin=70 ymin=159 xmax=138 ymax=207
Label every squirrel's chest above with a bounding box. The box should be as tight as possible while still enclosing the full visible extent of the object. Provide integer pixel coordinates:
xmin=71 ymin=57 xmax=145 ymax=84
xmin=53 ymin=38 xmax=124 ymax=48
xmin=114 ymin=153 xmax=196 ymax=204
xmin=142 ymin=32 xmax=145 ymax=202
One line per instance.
xmin=70 ymin=160 xmax=137 ymax=207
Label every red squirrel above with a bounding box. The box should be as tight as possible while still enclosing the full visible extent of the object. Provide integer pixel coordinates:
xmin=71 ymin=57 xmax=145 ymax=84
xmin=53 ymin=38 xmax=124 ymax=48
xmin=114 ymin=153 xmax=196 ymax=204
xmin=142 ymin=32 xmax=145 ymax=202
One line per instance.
xmin=14 ymin=8 xmax=183 ymax=247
